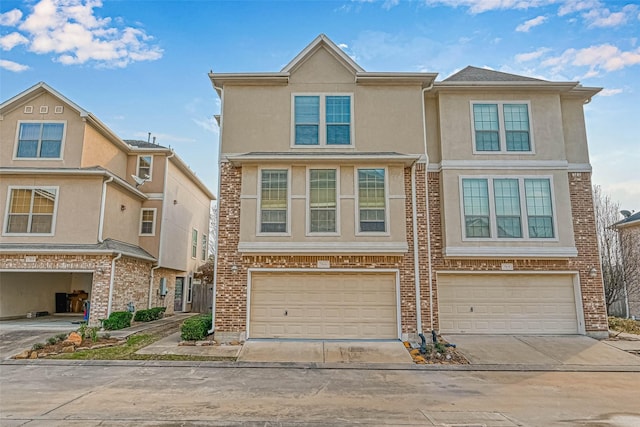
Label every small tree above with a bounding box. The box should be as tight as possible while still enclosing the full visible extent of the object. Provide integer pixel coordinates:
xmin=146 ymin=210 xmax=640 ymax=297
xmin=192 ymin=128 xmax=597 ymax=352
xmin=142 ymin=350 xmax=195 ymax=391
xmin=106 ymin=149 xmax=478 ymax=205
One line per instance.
xmin=594 ymin=185 xmax=639 ymax=316
xmin=196 ymin=255 xmax=215 ymax=285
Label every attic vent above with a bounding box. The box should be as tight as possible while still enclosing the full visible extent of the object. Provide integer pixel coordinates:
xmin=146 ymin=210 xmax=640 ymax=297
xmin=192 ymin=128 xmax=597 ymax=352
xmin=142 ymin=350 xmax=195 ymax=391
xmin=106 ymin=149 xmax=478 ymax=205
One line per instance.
xmin=54 ymin=106 xmax=64 ymax=114
xmin=24 ymin=106 xmax=33 ymax=114
xmin=40 ymin=106 xmax=49 ymax=114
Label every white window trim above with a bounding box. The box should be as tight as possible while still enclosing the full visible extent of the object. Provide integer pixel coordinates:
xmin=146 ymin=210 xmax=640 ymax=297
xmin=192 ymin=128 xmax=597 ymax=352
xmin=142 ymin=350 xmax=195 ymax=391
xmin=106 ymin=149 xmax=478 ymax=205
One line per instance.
xmin=186 ymin=276 xmax=193 ymax=303
xmin=138 ymin=208 xmax=157 ymax=236
xmin=306 ymin=167 xmax=341 ymax=236
xmin=459 ymin=175 xmax=559 ymax=242
xmin=136 ymin=155 xmax=153 ymax=181
xmin=470 ymin=101 xmax=535 ymax=155
xmin=13 ymin=120 xmax=67 ymax=160
xmin=191 ymin=228 xmax=198 ymax=259
xmin=355 ymin=166 xmax=390 ymax=236
xmin=2 ymin=185 xmax=60 ymax=236
xmin=256 ymin=167 xmax=291 ymax=236
xmin=201 ymin=234 xmax=208 ymax=260
xmin=290 ymin=93 xmax=355 ymax=148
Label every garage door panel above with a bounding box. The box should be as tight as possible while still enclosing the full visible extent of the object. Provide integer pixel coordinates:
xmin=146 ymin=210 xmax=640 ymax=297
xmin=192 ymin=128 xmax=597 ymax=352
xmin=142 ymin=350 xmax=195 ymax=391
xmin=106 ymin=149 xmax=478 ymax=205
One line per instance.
xmin=438 ymin=274 xmax=578 ymax=334
xmin=250 ymin=272 xmax=398 ymax=339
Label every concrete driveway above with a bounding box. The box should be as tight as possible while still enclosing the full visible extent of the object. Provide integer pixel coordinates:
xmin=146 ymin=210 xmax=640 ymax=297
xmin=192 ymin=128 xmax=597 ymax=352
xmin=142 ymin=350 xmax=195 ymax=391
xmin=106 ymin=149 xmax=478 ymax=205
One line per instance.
xmin=443 ymin=334 xmax=640 ymax=367
xmin=238 ymin=340 xmax=414 ymax=363
xmin=0 ymin=314 xmax=83 ymax=359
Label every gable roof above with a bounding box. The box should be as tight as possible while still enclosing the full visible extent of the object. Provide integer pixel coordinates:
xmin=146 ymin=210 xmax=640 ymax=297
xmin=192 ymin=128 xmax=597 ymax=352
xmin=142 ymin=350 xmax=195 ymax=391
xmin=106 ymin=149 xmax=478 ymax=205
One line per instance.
xmin=125 ymin=139 xmax=169 ymax=149
xmin=0 ymin=81 xmax=89 ymax=117
xmin=614 ymin=210 xmax=640 ymax=229
xmin=444 ymin=66 xmax=545 ymax=82
xmin=281 ymin=33 xmax=364 ymax=74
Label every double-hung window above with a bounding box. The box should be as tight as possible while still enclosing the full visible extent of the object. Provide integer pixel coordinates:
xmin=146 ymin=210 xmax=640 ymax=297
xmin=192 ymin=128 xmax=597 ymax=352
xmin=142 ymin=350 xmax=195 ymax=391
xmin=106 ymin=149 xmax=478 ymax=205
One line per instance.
xmin=309 ymin=169 xmax=337 ymax=233
xmin=137 ymin=155 xmax=152 ymax=180
xmin=260 ymin=169 xmax=288 ymax=233
xmin=139 ymin=208 xmax=156 ymax=235
xmin=201 ymin=235 xmax=208 ymax=260
xmin=472 ymin=102 xmax=532 ymax=152
xmin=358 ymin=168 xmax=386 ymax=233
xmin=15 ymin=122 xmax=65 ymax=159
xmin=5 ymin=187 xmax=58 ymax=234
xmin=191 ymin=229 xmax=198 ymax=258
xmin=294 ymin=95 xmax=352 ymax=146
xmin=461 ymin=177 xmax=554 ymax=239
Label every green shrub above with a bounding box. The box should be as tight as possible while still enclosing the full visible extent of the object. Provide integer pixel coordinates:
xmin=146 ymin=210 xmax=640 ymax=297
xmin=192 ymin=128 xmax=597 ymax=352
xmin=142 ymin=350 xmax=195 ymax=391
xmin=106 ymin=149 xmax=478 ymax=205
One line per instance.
xmin=102 ymin=311 xmax=133 ymax=330
xmin=55 ymin=333 xmax=67 ymax=342
xmin=180 ymin=314 xmax=212 ymax=341
xmin=133 ymin=306 xmax=166 ymax=322
xmin=31 ymin=343 xmax=45 ymax=351
xmin=609 ymin=316 xmax=640 ymax=334
xmin=47 ymin=337 xmax=58 ymax=345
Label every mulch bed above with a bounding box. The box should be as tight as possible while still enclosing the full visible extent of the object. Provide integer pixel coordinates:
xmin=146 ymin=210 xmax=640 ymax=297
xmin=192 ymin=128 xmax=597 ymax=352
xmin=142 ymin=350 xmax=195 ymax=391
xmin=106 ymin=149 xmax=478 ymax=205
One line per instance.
xmin=405 ymin=335 xmax=469 ymax=365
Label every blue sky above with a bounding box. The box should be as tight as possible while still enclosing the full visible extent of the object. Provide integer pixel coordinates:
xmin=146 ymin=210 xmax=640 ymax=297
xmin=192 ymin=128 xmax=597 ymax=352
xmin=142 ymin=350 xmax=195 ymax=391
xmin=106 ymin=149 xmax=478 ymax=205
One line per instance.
xmin=1 ymin=0 xmax=639 ymax=210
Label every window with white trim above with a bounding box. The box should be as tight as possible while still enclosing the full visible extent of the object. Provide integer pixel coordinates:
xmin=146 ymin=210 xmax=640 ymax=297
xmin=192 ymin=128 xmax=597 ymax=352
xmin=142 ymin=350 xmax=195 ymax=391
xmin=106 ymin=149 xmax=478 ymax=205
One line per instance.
xmin=191 ymin=229 xmax=198 ymax=258
xmin=260 ymin=169 xmax=288 ymax=233
xmin=293 ymin=95 xmax=352 ymax=146
xmin=472 ymin=102 xmax=532 ymax=152
xmin=15 ymin=122 xmax=65 ymax=158
xmin=357 ymin=168 xmax=386 ymax=232
xmin=309 ymin=169 xmax=337 ymax=233
xmin=5 ymin=187 xmax=58 ymax=234
xmin=137 ymin=155 xmax=152 ymax=180
xmin=461 ymin=177 xmax=554 ymax=239
xmin=201 ymin=234 xmax=207 ymax=260
xmin=139 ymin=208 xmax=156 ymax=235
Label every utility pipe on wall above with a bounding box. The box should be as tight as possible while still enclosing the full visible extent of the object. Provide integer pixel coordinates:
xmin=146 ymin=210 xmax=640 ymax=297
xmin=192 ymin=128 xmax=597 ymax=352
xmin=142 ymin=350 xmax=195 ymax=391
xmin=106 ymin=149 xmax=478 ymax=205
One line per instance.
xmin=421 ymin=83 xmax=435 ymax=332
xmin=411 ymin=163 xmax=422 ymax=337
xmin=107 ymin=252 xmax=122 ymax=317
xmin=149 ymin=265 xmax=161 ymax=309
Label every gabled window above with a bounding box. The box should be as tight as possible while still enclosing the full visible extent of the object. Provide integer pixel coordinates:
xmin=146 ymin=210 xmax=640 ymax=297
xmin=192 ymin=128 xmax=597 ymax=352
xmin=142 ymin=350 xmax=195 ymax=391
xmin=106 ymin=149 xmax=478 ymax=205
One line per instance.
xmin=139 ymin=208 xmax=156 ymax=236
xmin=293 ymin=94 xmax=352 ymax=146
xmin=15 ymin=122 xmax=65 ymax=159
xmin=191 ymin=229 xmax=198 ymax=258
xmin=309 ymin=169 xmax=337 ymax=233
xmin=461 ymin=177 xmax=555 ymax=240
xmin=357 ymin=168 xmax=386 ymax=233
xmin=472 ymin=102 xmax=532 ymax=153
xmin=137 ymin=155 xmax=153 ymax=180
xmin=4 ymin=187 xmax=58 ymax=235
xmin=260 ymin=169 xmax=288 ymax=233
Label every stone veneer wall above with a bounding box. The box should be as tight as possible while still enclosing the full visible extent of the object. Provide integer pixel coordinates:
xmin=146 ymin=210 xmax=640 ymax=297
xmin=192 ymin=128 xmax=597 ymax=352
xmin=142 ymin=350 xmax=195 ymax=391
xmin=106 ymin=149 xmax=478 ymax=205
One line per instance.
xmin=424 ymin=171 xmax=608 ymax=337
xmin=149 ymin=268 xmax=177 ymax=314
xmin=214 ymin=162 xmax=434 ymax=340
xmin=110 ymin=256 xmax=152 ymax=315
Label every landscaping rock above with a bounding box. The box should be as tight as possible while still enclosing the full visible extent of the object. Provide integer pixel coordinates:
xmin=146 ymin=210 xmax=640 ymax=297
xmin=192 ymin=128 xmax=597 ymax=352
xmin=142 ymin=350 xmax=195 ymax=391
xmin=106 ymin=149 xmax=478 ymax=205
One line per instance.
xmin=29 ymin=351 xmax=38 ymax=359
xmin=14 ymin=350 xmax=30 ymax=359
xmin=64 ymin=332 xmax=82 ymax=346
xmin=62 ymin=345 xmax=75 ymax=353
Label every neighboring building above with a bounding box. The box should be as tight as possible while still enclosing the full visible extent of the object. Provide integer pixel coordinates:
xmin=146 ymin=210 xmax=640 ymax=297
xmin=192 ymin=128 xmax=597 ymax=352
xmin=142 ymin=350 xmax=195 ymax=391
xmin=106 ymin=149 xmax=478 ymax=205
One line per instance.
xmin=613 ymin=210 xmax=640 ymax=319
xmin=0 ymin=82 xmax=215 ymax=324
xmin=209 ymin=34 xmax=608 ymax=342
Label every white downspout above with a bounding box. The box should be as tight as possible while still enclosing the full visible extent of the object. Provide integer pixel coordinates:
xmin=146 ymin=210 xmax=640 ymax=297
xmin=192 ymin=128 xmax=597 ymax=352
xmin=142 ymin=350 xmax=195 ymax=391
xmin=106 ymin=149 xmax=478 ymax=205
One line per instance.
xmin=411 ymin=163 xmax=422 ymax=335
xmin=208 ymin=87 xmax=224 ymax=335
xmin=422 ymin=83 xmax=435 ymax=331
xmin=98 ymin=176 xmax=114 ymax=243
xmin=107 ymin=252 xmax=122 ymax=317
xmin=149 ymin=265 xmax=160 ymax=309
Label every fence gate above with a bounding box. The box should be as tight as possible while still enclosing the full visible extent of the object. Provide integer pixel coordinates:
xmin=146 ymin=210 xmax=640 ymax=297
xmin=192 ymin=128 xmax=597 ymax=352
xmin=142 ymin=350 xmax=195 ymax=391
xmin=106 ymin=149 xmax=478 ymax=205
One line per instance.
xmin=191 ymin=281 xmax=213 ymax=313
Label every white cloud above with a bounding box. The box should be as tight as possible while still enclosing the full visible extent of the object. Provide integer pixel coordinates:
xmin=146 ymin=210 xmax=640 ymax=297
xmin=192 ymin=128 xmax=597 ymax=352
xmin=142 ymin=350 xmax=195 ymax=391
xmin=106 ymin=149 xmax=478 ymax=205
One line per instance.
xmin=382 ymin=0 xmax=400 ymax=10
xmin=515 ymin=47 xmax=551 ymax=62
xmin=0 ymin=9 xmax=23 ymax=26
xmin=541 ymin=44 xmax=640 ymax=77
xmin=557 ymin=0 xmax=601 ymax=16
xmin=599 ymin=88 xmax=623 ymax=96
xmin=0 ymin=59 xmax=30 ymax=72
xmin=516 ymin=15 xmax=547 ymax=32
xmin=0 ymin=32 xmax=29 ymax=50
xmin=424 ymin=0 xmax=555 ymax=14
xmin=582 ymin=4 xmax=638 ymax=28
xmin=192 ymin=117 xmax=219 ymax=134
xmin=2 ymin=0 xmax=162 ymax=68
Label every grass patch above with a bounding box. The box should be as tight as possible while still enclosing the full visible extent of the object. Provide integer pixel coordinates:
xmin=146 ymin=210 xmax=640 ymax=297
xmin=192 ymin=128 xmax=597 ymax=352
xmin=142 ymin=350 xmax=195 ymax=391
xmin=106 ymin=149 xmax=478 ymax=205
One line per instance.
xmin=609 ymin=316 xmax=640 ymax=335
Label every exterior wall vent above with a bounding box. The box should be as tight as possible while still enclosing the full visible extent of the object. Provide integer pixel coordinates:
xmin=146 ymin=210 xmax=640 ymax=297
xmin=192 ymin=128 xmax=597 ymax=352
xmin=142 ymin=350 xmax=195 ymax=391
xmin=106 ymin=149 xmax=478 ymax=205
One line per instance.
xmin=24 ymin=106 xmax=33 ymax=114
xmin=54 ymin=106 xmax=64 ymax=114
xmin=40 ymin=106 xmax=49 ymax=114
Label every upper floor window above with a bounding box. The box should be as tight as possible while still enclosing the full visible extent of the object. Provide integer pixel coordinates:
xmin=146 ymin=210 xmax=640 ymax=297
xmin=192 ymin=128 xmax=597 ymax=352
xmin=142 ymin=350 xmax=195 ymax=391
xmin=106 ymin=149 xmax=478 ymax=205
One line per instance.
xmin=15 ymin=122 xmax=64 ymax=159
xmin=260 ymin=169 xmax=288 ymax=233
xmin=309 ymin=169 xmax=337 ymax=233
xmin=472 ymin=102 xmax=532 ymax=153
xmin=139 ymin=208 xmax=156 ymax=236
xmin=461 ymin=177 xmax=554 ymax=240
xmin=293 ymin=95 xmax=352 ymax=146
xmin=4 ymin=187 xmax=58 ymax=235
xmin=201 ymin=234 xmax=208 ymax=260
xmin=191 ymin=229 xmax=198 ymax=258
xmin=357 ymin=168 xmax=386 ymax=233
xmin=137 ymin=155 xmax=153 ymax=180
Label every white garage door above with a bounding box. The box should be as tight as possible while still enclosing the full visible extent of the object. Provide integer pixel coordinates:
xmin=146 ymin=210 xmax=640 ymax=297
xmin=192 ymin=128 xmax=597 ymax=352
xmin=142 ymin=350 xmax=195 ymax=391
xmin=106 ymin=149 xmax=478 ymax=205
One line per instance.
xmin=438 ymin=274 xmax=579 ymax=334
xmin=249 ymin=272 xmax=398 ymax=339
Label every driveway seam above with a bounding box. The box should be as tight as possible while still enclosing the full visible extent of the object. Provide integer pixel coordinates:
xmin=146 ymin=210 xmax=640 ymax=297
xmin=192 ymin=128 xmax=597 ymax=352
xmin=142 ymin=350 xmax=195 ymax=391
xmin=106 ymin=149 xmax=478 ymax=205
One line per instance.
xmin=514 ymin=336 xmax=564 ymax=364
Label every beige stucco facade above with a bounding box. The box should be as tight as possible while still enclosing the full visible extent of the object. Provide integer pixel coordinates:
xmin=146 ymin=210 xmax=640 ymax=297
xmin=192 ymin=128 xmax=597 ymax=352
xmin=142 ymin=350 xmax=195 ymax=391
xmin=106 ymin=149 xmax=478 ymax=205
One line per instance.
xmin=210 ymin=34 xmax=608 ymax=342
xmin=0 ymin=82 xmax=215 ymax=322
